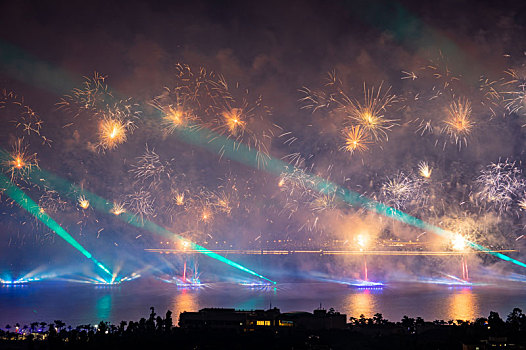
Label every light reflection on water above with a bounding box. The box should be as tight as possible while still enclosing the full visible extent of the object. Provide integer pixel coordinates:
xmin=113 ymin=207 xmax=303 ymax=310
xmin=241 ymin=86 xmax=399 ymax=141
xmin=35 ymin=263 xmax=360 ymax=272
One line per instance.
xmin=344 ymin=289 xmax=379 ymax=318
xmin=447 ymin=287 xmax=478 ymax=321
xmin=1 ymin=281 xmax=526 ymax=326
xmin=172 ymin=289 xmax=198 ymax=315
xmin=96 ymin=294 xmax=112 ymax=321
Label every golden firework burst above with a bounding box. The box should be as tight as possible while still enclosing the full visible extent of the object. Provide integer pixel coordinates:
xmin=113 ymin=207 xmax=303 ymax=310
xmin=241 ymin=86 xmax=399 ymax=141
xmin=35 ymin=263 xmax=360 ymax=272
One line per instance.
xmin=346 ymin=83 xmax=397 ymax=141
xmin=451 ymin=233 xmax=467 ymax=251
xmin=78 ymin=196 xmax=90 ymax=209
xmin=340 ymin=125 xmax=371 ymax=154
xmin=174 ymin=192 xmax=185 ymax=206
xmin=443 ymin=97 xmax=474 ymax=146
xmin=2 ymin=139 xmax=38 ymax=181
xmin=418 ymin=161 xmax=432 ymax=178
xmin=98 ymin=117 xmax=127 ymax=150
xmin=221 ymin=107 xmax=246 ymax=136
xmin=110 ymin=202 xmax=126 ymax=215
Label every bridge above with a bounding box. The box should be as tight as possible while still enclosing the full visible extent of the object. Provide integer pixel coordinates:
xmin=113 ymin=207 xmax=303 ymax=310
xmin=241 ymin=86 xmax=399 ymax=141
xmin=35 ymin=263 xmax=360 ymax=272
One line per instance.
xmin=145 ymin=248 xmax=517 ymax=256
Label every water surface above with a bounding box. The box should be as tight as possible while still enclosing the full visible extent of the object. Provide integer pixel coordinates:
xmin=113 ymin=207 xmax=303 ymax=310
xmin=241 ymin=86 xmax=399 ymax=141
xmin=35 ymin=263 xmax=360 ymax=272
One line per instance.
xmin=1 ymin=280 xmax=526 ymax=327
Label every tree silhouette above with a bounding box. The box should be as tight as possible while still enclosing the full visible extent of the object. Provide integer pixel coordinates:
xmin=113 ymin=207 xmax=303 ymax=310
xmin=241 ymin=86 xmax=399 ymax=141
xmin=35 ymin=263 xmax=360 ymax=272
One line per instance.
xmin=97 ymin=321 xmax=108 ymax=334
xmin=507 ymin=307 xmax=526 ymax=331
xmin=164 ymin=310 xmax=173 ymax=332
xmin=401 ymin=316 xmax=415 ymax=332
xmin=359 ymin=314 xmax=367 ymax=325
xmin=373 ymin=313 xmax=384 ymax=325
xmin=54 ymin=320 xmax=66 ymax=331
xmin=119 ymin=320 xmax=127 ymax=333
xmin=48 ymin=324 xmax=57 ymax=337
xmin=488 ymin=311 xmax=505 ymax=329
xmin=146 ymin=307 xmax=156 ymax=332
xmin=156 ymin=316 xmax=163 ymax=332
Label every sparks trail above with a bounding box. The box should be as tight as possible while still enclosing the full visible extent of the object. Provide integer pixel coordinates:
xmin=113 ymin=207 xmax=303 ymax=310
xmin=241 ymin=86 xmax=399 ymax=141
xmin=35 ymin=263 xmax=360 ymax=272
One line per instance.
xmin=300 ymin=71 xmax=398 ymax=156
xmin=418 ymin=161 xmax=432 ymax=179
xmin=150 ymin=64 xmax=214 ymax=134
xmin=57 ymin=72 xmax=141 ymax=152
xmin=130 ymin=146 xmax=173 ymax=189
xmin=343 ymin=82 xmax=398 ymax=142
xmin=1 ymin=89 xmax=44 ymax=137
xmin=340 ymin=125 xmax=371 ymax=155
xmin=2 ymin=138 xmax=38 ymax=183
xmin=209 ymin=74 xmax=280 ymax=168
xmin=475 ymin=160 xmax=526 ymax=216
xmin=381 ymin=172 xmax=426 ymax=211
xmin=502 ymin=68 xmax=526 ymax=117
xmin=442 ymin=97 xmax=474 ymax=149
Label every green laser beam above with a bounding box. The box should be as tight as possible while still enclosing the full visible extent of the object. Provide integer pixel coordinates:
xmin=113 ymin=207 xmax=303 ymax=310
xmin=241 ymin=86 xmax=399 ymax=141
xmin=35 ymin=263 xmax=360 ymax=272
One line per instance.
xmin=1 ymin=40 xmax=524 ymax=270
xmin=168 ymin=123 xmax=526 ymax=269
xmin=0 ymin=172 xmax=113 ymax=278
xmin=0 ymin=40 xmax=81 ymax=95
xmin=14 ymin=162 xmax=275 ymax=284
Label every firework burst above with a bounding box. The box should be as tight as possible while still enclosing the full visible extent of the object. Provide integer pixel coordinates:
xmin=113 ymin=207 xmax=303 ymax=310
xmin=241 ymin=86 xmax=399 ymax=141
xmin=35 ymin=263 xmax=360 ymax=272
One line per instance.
xmin=475 ymin=160 xmax=525 ymax=215
xmin=310 ymin=192 xmax=338 ymax=213
xmin=212 ymin=191 xmax=233 ymax=215
xmin=381 ymin=172 xmax=425 ymax=210
xmin=418 ymin=161 xmax=433 ymax=179
xmin=162 ymin=104 xmax=198 ymax=132
xmin=57 ymin=73 xmax=141 ymax=150
xmin=442 ymin=97 xmax=474 ymax=148
xmin=502 ymin=68 xmax=526 ymax=117
xmin=299 ymin=71 xmax=340 ymax=112
xmin=220 ymin=107 xmax=246 ymax=136
xmin=110 ymin=202 xmax=126 ymax=216
xmin=450 ymin=233 xmax=467 ymax=251
xmin=126 ymin=190 xmax=156 ymax=223
xmin=150 ymin=64 xmax=215 ymax=134
xmin=37 ymin=189 xmax=67 ymax=214
xmin=344 ymin=83 xmax=398 ymax=141
xmin=56 ymin=72 xmax=110 ymax=117
xmin=78 ymin=195 xmax=90 ymax=209
xmin=130 ymin=146 xmax=172 ymax=189
xmin=300 ymin=71 xmax=397 ymax=156
xmin=150 ymin=91 xmax=201 ymax=134
xmin=2 ymin=138 xmax=38 ymax=182
xmin=97 ymin=116 xmax=129 ymax=151
xmin=200 ymin=206 xmax=213 ymax=223
xmin=174 ymin=191 xmax=186 ymax=206
xmin=1 ymin=89 xmax=43 ymax=137
xmin=340 ymin=125 xmax=371 ymax=155
xmin=435 ymin=213 xmax=493 ymax=249
xmin=209 ymin=75 xmax=279 ymax=167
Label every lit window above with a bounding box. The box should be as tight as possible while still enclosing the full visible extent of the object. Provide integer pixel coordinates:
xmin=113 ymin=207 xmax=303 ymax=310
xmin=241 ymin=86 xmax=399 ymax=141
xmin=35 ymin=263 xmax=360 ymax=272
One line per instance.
xmin=256 ymin=320 xmax=271 ymax=326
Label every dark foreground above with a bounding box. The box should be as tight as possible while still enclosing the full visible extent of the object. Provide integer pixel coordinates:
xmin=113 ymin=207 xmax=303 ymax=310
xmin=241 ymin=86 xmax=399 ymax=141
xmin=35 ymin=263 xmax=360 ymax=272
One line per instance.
xmin=2 ymin=307 xmax=526 ymax=349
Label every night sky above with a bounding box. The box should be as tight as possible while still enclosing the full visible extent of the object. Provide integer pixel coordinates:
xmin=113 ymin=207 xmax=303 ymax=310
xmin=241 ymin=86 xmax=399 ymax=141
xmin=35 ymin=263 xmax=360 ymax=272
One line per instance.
xmin=1 ymin=0 xmax=526 ymax=279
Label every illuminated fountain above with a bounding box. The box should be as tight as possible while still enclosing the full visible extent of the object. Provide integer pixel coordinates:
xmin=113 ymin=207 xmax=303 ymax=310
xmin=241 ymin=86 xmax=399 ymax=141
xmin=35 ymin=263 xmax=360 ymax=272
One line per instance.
xmin=348 ymin=233 xmax=384 ymax=288
xmin=451 ymin=233 xmax=469 ymax=281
